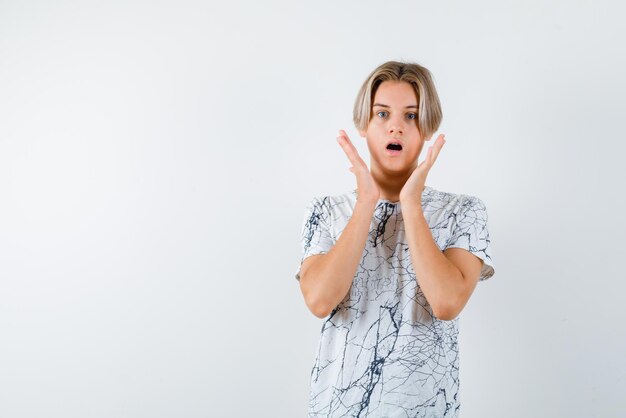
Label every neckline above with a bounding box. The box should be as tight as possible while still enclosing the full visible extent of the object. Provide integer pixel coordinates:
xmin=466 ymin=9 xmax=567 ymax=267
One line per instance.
xmin=375 ymin=186 xmax=430 ymax=206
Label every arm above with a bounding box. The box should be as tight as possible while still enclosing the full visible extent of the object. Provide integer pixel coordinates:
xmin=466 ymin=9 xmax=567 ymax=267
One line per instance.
xmin=402 ymin=200 xmax=482 ymax=320
xmin=299 ymin=198 xmax=377 ymax=319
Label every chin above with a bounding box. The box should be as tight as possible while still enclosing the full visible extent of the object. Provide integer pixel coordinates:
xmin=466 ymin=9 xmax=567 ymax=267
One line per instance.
xmin=378 ymin=161 xmax=412 ymax=176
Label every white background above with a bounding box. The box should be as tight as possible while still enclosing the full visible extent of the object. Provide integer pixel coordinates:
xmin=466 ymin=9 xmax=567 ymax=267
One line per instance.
xmin=1 ymin=1 xmax=624 ymax=417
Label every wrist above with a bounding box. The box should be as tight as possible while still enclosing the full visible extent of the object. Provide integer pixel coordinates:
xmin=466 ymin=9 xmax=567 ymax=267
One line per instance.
xmin=355 ymin=189 xmax=379 ymax=208
xmin=401 ymin=197 xmax=422 ymax=209
xmin=356 ymin=198 xmax=378 ymax=211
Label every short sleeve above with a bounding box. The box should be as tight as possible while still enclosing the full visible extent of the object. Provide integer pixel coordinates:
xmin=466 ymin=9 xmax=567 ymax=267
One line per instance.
xmin=444 ymin=195 xmax=495 ymax=282
xmin=294 ymin=196 xmax=335 ymax=281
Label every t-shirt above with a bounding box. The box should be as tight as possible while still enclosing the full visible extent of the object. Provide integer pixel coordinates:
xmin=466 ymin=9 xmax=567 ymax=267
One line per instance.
xmin=294 ymin=185 xmax=495 ymax=417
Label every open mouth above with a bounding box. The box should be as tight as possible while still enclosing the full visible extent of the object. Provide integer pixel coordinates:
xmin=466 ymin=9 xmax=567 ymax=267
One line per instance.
xmin=386 ymin=143 xmax=403 ymax=151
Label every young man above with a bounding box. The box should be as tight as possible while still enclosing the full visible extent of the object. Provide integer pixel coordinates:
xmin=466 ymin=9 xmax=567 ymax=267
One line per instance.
xmin=295 ymin=60 xmax=495 ymax=417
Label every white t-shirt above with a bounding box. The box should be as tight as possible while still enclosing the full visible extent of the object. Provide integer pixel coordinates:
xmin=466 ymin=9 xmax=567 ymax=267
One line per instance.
xmin=295 ymin=185 xmax=495 ymax=417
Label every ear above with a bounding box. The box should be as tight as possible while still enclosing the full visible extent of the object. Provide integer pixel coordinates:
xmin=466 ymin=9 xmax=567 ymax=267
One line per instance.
xmin=359 ymin=129 xmax=366 ymax=138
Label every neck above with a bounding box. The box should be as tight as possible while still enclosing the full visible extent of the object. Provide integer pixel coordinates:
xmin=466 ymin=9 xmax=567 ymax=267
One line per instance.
xmin=369 ymin=160 xmax=423 ymax=202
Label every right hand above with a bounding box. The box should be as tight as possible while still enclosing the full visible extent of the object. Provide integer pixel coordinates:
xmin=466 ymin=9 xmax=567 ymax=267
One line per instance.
xmin=336 ymin=129 xmax=380 ymax=204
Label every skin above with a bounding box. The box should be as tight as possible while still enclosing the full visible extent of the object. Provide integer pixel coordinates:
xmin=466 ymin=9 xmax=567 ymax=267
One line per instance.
xmin=334 ymin=80 xmax=483 ymax=320
xmin=336 ymin=80 xmax=446 ymax=205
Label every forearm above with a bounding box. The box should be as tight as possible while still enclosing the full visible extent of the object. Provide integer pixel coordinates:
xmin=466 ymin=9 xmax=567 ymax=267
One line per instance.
xmin=303 ymin=199 xmax=377 ymax=316
xmin=402 ymin=200 xmax=465 ymax=318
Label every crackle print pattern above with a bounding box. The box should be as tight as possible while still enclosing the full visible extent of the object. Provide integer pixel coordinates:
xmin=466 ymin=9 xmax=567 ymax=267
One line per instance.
xmin=295 ymin=186 xmax=495 ymax=417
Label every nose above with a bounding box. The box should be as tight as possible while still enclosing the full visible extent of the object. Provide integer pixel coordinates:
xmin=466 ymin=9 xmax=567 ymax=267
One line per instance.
xmin=388 ymin=126 xmax=403 ymax=136
xmin=388 ymin=114 xmax=405 ymax=136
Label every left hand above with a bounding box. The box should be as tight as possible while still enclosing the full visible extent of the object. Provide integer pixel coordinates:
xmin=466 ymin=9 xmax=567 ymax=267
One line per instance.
xmin=399 ymin=134 xmax=446 ymax=205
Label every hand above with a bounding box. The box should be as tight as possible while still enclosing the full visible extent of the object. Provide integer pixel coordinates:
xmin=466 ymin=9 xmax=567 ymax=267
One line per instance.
xmin=336 ymin=129 xmax=380 ymax=204
xmin=399 ymin=134 xmax=446 ymax=205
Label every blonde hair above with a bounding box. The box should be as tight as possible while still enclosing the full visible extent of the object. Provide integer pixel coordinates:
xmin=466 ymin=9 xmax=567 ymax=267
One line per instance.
xmin=353 ymin=60 xmax=443 ymax=140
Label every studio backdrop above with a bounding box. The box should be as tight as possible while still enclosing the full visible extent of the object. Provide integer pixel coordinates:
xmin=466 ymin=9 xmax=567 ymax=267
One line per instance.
xmin=0 ymin=1 xmax=624 ymax=417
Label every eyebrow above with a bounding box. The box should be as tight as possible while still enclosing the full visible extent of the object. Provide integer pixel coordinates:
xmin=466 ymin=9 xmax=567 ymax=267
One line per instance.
xmin=372 ymin=103 xmax=417 ymax=109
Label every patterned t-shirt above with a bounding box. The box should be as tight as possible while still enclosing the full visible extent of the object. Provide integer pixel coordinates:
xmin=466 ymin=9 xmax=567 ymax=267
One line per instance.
xmin=294 ymin=185 xmax=495 ymax=417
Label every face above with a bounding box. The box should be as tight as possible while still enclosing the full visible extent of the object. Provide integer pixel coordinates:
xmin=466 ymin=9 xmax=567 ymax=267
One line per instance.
xmin=359 ymin=80 xmax=428 ymax=174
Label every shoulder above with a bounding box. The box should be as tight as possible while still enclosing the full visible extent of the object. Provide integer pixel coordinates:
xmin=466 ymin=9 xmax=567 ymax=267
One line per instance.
xmin=305 ymin=190 xmax=357 ymax=224
xmin=309 ymin=189 xmax=357 ymax=209
xmin=424 ymin=186 xmax=486 ymax=215
xmin=423 ymin=185 xmax=464 ymax=208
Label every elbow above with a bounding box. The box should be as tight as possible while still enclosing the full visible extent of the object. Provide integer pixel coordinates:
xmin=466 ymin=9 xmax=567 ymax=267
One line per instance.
xmin=433 ymin=304 xmax=459 ymax=321
xmin=307 ymin=293 xmax=332 ymax=318
xmin=300 ymin=277 xmax=331 ymax=319
xmin=435 ymin=311 xmax=457 ymax=322
xmin=432 ymin=288 xmax=467 ymax=321
xmin=310 ymin=303 xmax=331 ymax=319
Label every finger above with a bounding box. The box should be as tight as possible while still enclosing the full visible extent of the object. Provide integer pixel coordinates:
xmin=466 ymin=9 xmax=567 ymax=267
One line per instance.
xmin=336 ymin=131 xmax=365 ymax=166
xmin=430 ymin=134 xmax=446 ymax=164
xmin=338 ymin=129 xmax=356 ymax=149
xmin=336 ymin=135 xmax=356 ymax=162
xmin=418 ymin=147 xmax=433 ymax=169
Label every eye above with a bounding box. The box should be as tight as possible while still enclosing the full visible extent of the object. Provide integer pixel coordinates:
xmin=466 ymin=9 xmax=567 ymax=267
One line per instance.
xmin=407 ymin=113 xmax=417 ymax=120
xmin=376 ymin=111 xmax=388 ymax=118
